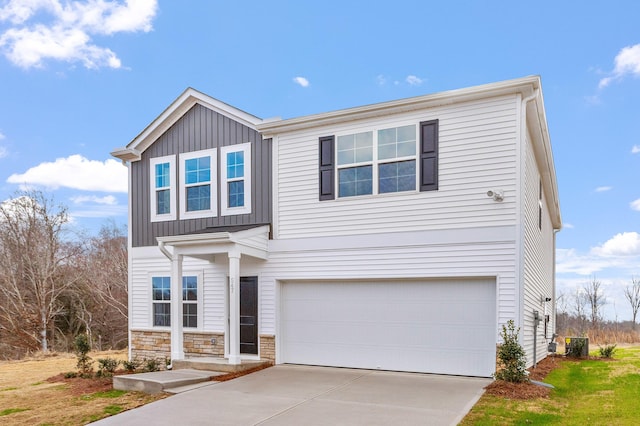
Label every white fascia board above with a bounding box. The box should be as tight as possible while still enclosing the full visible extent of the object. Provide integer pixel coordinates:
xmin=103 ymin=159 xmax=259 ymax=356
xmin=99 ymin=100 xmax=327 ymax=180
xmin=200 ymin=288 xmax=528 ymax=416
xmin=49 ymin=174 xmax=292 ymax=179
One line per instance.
xmin=526 ymin=89 xmax=562 ymax=230
xmin=257 ymin=76 xmax=541 ymax=137
xmin=111 ymin=147 xmax=141 ymax=162
xmin=121 ymin=88 xmax=263 ymax=160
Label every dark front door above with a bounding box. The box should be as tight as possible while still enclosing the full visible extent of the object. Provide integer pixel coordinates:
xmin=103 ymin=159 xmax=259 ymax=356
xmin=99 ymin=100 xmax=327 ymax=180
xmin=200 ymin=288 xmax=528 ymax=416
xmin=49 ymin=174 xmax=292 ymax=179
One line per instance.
xmin=240 ymin=276 xmax=258 ymax=355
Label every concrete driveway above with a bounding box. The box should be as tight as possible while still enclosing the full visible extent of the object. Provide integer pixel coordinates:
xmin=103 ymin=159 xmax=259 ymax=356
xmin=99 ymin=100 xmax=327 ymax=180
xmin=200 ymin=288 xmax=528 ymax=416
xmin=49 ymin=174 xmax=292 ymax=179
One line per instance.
xmin=93 ymin=365 xmax=491 ymax=426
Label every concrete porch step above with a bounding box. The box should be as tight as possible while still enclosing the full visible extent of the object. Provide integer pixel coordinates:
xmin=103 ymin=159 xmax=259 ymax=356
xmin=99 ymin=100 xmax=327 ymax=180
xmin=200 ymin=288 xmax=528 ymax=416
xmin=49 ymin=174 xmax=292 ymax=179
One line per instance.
xmin=113 ymin=369 xmax=222 ymax=394
xmin=172 ymin=357 xmax=271 ymax=373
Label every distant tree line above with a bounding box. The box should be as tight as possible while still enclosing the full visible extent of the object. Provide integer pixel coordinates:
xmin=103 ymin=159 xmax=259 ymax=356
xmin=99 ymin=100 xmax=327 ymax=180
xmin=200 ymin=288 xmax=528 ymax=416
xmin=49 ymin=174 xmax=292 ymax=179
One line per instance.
xmin=556 ymin=276 xmax=640 ymax=344
xmin=0 ymin=191 xmax=127 ymax=360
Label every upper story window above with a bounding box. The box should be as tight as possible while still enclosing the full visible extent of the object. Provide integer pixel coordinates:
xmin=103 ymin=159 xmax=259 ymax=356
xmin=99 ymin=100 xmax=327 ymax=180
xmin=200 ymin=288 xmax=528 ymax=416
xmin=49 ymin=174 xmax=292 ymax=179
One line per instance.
xmin=220 ymin=142 xmax=252 ymax=216
xmin=319 ymin=120 xmax=438 ymax=200
xmin=150 ymin=155 xmax=176 ymax=221
xmin=179 ymin=149 xmax=217 ymax=219
xmin=336 ymin=125 xmax=417 ymax=198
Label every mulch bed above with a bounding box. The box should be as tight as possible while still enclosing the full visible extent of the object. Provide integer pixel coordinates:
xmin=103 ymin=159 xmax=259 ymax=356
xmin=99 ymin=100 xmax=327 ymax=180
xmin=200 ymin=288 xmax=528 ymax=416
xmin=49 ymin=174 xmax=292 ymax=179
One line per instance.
xmin=484 ymin=354 xmax=562 ymax=400
xmin=46 ymin=373 xmax=114 ymax=396
xmin=210 ymin=362 xmax=273 ymax=382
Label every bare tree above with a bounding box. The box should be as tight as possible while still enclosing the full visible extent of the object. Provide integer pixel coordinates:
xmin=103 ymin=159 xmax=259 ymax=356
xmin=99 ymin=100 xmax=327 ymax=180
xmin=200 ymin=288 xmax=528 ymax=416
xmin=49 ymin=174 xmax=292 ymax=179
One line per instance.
xmin=583 ymin=276 xmax=605 ymax=328
xmin=572 ymin=287 xmax=588 ymax=334
xmin=83 ymin=221 xmax=128 ymax=349
xmin=0 ymin=191 xmax=84 ymax=353
xmin=624 ymin=276 xmax=640 ymax=330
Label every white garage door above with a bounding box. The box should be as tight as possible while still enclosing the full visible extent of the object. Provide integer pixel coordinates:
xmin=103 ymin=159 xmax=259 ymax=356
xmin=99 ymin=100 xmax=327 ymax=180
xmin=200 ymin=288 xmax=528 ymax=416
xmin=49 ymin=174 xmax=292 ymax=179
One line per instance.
xmin=280 ymin=279 xmax=496 ymax=377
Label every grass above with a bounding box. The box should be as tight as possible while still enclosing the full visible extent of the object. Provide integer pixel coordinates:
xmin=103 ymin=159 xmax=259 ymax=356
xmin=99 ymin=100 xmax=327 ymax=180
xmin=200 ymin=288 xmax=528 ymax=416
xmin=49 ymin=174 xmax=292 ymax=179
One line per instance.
xmin=0 ymin=349 xmax=167 ymax=425
xmin=461 ymin=346 xmax=640 ymax=425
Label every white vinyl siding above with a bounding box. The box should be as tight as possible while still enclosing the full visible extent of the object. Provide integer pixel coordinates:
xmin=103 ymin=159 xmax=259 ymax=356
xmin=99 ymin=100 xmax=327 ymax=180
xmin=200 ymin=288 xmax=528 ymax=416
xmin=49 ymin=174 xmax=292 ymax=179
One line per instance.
xmin=522 ymin=131 xmax=555 ymax=366
xmin=257 ymin=227 xmax=517 ymax=339
xmin=130 ymin=247 xmax=227 ymax=332
xmin=275 ymin=95 xmax=518 ymax=239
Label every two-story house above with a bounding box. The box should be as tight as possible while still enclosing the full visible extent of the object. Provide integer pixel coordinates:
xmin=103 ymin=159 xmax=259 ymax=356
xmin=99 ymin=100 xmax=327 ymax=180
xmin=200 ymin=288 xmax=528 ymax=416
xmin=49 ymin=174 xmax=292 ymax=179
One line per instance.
xmin=112 ymin=75 xmax=561 ymax=377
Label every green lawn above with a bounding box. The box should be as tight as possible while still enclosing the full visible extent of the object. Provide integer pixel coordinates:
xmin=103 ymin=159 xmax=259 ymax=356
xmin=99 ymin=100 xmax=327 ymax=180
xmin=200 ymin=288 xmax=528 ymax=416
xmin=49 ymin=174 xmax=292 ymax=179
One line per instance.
xmin=461 ymin=346 xmax=640 ymax=425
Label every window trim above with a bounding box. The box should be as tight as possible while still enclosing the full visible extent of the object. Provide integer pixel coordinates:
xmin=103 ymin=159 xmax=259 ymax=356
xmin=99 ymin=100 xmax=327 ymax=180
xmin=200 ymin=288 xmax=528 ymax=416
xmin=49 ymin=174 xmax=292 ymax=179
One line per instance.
xmin=335 ymin=123 xmax=418 ymax=198
xmin=179 ymin=149 xmax=218 ymax=219
xmin=151 ymin=276 xmax=171 ymax=328
xmin=149 ymin=155 xmax=177 ymax=222
xmin=150 ymin=273 xmax=203 ymax=330
xmin=220 ymin=142 xmax=252 ymax=216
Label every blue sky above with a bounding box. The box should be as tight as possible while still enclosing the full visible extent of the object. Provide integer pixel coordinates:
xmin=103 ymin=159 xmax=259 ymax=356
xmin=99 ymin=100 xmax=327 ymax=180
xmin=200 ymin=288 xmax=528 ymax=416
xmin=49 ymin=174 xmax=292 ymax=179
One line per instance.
xmin=0 ymin=1 xmax=639 ymax=321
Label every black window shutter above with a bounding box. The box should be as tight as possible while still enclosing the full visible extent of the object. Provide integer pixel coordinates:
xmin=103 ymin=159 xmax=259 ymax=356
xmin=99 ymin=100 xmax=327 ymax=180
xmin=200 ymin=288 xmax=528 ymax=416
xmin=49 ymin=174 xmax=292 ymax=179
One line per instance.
xmin=420 ymin=119 xmax=439 ymax=191
xmin=319 ymin=136 xmax=335 ymax=200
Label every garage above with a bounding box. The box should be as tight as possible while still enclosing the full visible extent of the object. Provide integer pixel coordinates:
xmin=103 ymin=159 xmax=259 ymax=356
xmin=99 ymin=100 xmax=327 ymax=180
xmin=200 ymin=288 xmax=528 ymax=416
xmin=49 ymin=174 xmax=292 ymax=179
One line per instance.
xmin=279 ymin=279 xmax=496 ymax=377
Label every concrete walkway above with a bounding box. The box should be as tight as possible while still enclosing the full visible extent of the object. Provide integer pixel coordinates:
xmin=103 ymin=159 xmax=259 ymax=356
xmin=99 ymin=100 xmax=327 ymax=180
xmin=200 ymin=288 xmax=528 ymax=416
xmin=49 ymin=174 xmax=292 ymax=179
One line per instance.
xmin=93 ymin=365 xmax=491 ymax=426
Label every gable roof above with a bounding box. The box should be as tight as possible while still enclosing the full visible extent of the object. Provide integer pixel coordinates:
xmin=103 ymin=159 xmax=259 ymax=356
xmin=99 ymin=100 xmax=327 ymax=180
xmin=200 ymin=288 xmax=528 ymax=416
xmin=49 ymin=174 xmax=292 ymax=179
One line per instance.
xmin=111 ymin=87 xmax=262 ymax=162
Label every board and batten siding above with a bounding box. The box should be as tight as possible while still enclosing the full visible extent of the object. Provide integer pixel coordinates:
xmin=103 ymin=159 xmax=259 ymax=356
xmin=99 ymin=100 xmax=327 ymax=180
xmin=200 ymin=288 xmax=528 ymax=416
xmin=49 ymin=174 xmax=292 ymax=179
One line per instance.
xmin=274 ymin=95 xmax=519 ymax=239
xmin=522 ymin=130 xmax=556 ymax=367
xmin=131 ymin=103 xmax=272 ymax=247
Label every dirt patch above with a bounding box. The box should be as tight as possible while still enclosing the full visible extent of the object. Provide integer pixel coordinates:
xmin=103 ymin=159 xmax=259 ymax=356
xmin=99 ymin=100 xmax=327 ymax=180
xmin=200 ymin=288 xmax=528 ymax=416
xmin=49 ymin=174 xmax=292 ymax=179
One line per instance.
xmin=46 ymin=373 xmax=114 ymax=396
xmin=211 ymin=362 xmax=273 ymax=382
xmin=484 ymin=355 xmax=560 ymax=400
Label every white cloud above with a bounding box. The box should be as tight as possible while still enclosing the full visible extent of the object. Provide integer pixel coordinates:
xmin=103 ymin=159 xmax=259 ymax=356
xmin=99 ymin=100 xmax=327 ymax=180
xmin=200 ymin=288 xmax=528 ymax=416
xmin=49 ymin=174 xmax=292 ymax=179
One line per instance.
xmin=595 ymin=186 xmax=612 ymax=192
xmin=631 ymin=199 xmax=640 ymax=211
xmin=7 ymin=154 xmax=127 ymax=192
xmin=292 ymin=76 xmax=309 ymax=87
xmin=591 ymin=232 xmax=640 ymax=257
xmin=0 ymin=131 xmax=5 ymax=140
xmin=563 ymin=222 xmax=575 ymax=229
xmin=406 ymin=75 xmax=423 ymax=86
xmin=632 ymin=145 xmax=640 ymax=154
xmin=598 ymin=43 xmax=640 ymax=89
xmin=0 ymin=0 xmax=158 ymax=69
xmin=70 ymin=194 xmax=118 ymax=205
xmin=376 ymin=74 xmax=386 ymax=86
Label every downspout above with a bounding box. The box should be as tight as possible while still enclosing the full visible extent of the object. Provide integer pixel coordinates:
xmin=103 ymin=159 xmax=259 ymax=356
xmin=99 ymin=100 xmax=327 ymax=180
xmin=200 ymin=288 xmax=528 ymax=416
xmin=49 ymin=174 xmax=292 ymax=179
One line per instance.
xmin=520 ymin=88 xmax=539 ymax=364
xmin=158 ymin=240 xmax=172 ymax=260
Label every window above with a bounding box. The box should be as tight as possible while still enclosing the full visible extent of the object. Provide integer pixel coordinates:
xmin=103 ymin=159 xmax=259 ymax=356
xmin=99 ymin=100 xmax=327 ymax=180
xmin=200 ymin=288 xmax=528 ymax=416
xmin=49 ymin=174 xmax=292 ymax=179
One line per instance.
xmin=336 ymin=125 xmax=416 ymax=198
xmin=152 ymin=277 xmax=171 ymax=327
xmin=151 ymin=275 xmax=200 ymax=328
xmin=150 ymin=156 xmax=176 ymax=221
xmin=220 ymin=142 xmax=252 ymax=215
xmin=319 ymin=120 xmax=438 ymax=199
xmin=179 ymin=149 xmax=217 ymax=219
xmin=182 ymin=276 xmax=198 ymax=328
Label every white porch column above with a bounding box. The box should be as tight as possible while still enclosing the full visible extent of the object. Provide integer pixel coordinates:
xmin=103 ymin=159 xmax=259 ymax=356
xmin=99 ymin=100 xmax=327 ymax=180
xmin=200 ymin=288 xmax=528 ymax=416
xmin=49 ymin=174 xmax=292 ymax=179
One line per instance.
xmin=170 ymin=254 xmax=184 ymax=361
xmin=228 ymin=250 xmax=241 ymax=365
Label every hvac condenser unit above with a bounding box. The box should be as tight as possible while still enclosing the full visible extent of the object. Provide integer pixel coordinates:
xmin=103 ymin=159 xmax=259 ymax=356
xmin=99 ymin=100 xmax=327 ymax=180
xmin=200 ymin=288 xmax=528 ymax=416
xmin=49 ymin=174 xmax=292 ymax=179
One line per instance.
xmin=565 ymin=337 xmax=589 ymax=357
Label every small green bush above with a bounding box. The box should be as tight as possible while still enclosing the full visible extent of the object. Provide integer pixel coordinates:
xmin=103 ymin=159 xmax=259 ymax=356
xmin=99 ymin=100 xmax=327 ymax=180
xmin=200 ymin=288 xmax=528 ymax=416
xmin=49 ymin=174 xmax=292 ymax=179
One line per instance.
xmin=599 ymin=344 xmax=617 ymax=358
xmin=494 ymin=320 xmax=529 ymax=383
xmin=567 ymin=338 xmax=587 ymax=358
xmin=63 ymin=371 xmax=78 ymax=379
xmin=143 ymin=358 xmax=160 ymax=372
xmin=122 ymin=359 xmax=141 ymax=373
xmin=73 ymin=334 xmax=93 ymax=378
xmin=96 ymin=358 xmax=120 ymax=377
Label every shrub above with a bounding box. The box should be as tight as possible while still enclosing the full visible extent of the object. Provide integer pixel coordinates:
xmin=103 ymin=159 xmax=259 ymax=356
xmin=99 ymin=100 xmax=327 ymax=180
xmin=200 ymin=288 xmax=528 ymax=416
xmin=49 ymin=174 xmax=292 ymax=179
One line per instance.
xmin=73 ymin=334 xmax=93 ymax=378
xmin=494 ymin=320 xmax=529 ymax=383
xmin=567 ymin=338 xmax=587 ymax=358
xmin=143 ymin=358 xmax=160 ymax=372
xmin=63 ymin=371 xmax=78 ymax=379
xmin=122 ymin=359 xmax=141 ymax=373
xmin=96 ymin=358 xmax=120 ymax=377
xmin=599 ymin=344 xmax=617 ymax=359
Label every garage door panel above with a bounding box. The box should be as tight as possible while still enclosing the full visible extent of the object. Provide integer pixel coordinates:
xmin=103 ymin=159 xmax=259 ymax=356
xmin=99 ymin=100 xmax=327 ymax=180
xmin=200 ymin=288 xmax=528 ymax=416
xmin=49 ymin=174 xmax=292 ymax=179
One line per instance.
xmin=281 ymin=279 xmax=496 ymax=377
